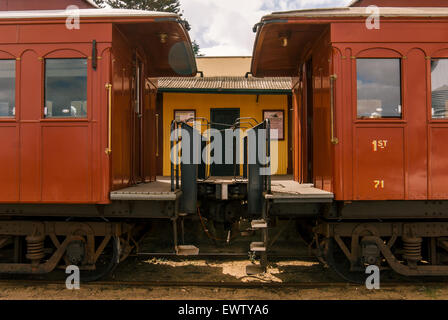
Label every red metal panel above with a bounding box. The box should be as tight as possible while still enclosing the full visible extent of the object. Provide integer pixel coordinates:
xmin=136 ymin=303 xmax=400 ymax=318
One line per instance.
xmin=19 ymin=50 xmax=42 ymax=122
xmin=143 ymin=83 xmax=157 ymax=183
xmin=0 ymin=126 xmax=19 ymax=201
xmin=20 ymin=124 xmax=41 ymax=201
xmin=110 ymin=26 xmax=135 ymax=191
xmin=18 ymin=24 xmax=112 ymax=44
xmin=0 ymin=25 xmax=18 ymax=43
xmin=332 ymin=23 xmax=448 ymax=45
xmin=429 ymin=126 xmax=448 ymax=199
xmin=405 ymin=49 xmax=428 ymax=200
xmin=312 ymin=31 xmax=334 ymax=193
xmin=355 ymin=127 xmax=405 ymax=200
xmin=42 ymin=126 xmax=90 ymax=202
xmin=96 ymin=48 xmax=112 ymax=204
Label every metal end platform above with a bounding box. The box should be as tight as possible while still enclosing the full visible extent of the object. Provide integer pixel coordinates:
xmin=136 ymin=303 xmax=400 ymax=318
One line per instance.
xmin=265 ymin=177 xmax=334 ymax=203
xmin=110 ymin=177 xmax=181 ymax=201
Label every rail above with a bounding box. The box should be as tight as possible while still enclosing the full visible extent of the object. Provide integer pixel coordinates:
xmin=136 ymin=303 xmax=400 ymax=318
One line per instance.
xmin=0 ymin=278 xmax=443 ymax=289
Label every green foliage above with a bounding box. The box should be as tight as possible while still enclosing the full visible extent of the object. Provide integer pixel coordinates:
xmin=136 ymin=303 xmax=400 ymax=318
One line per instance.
xmin=93 ymin=0 xmax=181 ymax=13
xmin=192 ymin=40 xmax=203 ymax=57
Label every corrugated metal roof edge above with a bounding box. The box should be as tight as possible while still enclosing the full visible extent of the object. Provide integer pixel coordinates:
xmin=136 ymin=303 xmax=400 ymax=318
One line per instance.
xmin=158 ymin=77 xmax=292 ymax=91
xmin=158 ymin=88 xmax=292 ymax=95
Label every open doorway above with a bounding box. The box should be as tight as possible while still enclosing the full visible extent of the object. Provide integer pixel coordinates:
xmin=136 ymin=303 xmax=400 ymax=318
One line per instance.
xmin=210 ymin=108 xmax=240 ymax=176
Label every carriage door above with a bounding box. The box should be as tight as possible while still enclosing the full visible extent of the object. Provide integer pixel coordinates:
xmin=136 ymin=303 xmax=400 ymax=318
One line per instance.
xmin=304 ymin=59 xmax=314 ymax=183
xmin=132 ymin=57 xmax=143 ymax=183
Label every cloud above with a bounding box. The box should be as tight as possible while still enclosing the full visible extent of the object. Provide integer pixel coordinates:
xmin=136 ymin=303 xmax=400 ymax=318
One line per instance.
xmin=181 ymin=0 xmax=352 ymax=56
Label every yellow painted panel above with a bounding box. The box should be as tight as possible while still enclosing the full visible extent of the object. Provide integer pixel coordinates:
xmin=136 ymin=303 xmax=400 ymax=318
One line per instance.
xmin=162 ymin=93 xmax=289 ymax=176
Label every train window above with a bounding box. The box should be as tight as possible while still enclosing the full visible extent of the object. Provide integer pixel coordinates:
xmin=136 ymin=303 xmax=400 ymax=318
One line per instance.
xmin=0 ymin=60 xmax=15 ymax=118
xmin=431 ymin=59 xmax=448 ymax=119
xmin=44 ymin=58 xmax=87 ymax=118
xmin=356 ymin=59 xmax=402 ymax=119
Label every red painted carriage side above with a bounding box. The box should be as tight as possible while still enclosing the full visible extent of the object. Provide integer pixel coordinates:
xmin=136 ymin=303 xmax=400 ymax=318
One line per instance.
xmin=0 ymin=11 xmax=196 ymax=204
xmin=331 ymin=21 xmax=448 ymax=201
xmin=0 ymin=22 xmax=112 ymax=204
xmin=252 ymin=9 xmax=448 ymax=202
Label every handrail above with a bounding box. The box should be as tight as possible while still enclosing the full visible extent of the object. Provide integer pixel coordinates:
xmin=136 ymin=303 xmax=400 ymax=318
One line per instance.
xmin=234 ymin=117 xmax=259 ymax=128
xmin=266 ymin=118 xmax=271 ymax=194
xmin=330 ymin=74 xmax=339 ymax=145
xmin=105 ymin=83 xmax=112 ymax=155
xmin=156 ymin=113 xmax=159 ymax=157
xmin=170 ymin=120 xmax=181 ymax=192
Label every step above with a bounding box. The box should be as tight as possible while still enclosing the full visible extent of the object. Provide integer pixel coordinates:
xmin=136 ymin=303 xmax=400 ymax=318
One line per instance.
xmin=251 ymin=219 xmax=267 ymax=229
xmin=246 ymin=264 xmax=266 ymax=275
xmin=175 ymin=245 xmax=200 ymax=256
xmin=250 ymin=242 xmax=266 ymax=252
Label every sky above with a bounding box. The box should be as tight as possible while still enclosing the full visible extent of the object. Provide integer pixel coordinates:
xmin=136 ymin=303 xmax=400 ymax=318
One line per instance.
xmin=180 ymin=0 xmax=353 ymax=56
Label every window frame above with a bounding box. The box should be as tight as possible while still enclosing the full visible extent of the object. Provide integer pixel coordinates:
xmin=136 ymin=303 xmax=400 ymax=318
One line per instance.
xmin=355 ymin=57 xmax=404 ymax=121
xmin=43 ymin=57 xmax=89 ymax=120
xmin=0 ymin=58 xmax=17 ymax=120
xmin=430 ymin=57 xmax=448 ymax=122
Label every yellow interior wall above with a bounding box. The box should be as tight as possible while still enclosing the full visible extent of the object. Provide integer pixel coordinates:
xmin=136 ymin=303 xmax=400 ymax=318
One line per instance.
xmin=162 ymin=93 xmax=289 ymax=176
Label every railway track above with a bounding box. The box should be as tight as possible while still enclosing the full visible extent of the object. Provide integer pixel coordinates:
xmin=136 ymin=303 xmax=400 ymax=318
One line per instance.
xmin=0 ymin=278 xmax=445 ymax=289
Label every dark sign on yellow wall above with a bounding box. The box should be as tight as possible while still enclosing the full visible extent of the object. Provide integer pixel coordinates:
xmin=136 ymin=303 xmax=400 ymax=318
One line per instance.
xmin=263 ymin=110 xmax=284 ymax=140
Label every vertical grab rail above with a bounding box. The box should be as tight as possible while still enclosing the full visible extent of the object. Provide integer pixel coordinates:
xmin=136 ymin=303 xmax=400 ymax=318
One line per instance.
xmin=105 ymin=83 xmax=113 ymax=155
xmin=170 ymin=120 xmax=181 ymax=192
xmin=170 ymin=120 xmax=175 ymax=192
xmin=176 ymin=124 xmax=180 ymax=190
xmin=266 ymin=119 xmax=271 ymax=194
xmin=156 ymin=113 xmax=159 ymax=157
xmin=330 ymin=74 xmax=339 ymax=145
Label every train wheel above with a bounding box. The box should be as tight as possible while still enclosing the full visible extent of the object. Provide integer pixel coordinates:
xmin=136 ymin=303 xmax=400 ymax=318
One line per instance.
xmin=325 ymin=238 xmax=366 ymax=284
xmin=78 ymin=236 xmax=119 ymax=282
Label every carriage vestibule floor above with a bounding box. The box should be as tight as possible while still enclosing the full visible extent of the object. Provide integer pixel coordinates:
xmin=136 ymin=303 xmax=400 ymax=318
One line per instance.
xmin=110 ymin=177 xmax=180 ymax=201
xmin=267 ymin=176 xmax=334 ymax=201
xmin=110 ymin=175 xmax=333 ymax=201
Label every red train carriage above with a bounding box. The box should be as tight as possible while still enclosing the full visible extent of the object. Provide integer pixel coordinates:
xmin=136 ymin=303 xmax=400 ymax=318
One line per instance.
xmin=4 ymin=0 xmax=448 ymax=283
xmin=0 ymin=7 xmax=196 ymax=279
xmin=251 ymin=5 xmax=448 ymax=280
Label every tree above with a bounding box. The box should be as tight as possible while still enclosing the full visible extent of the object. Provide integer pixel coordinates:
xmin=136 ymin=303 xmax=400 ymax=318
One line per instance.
xmin=93 ymin=0 xmax=181 ymax=13
xmin=192 ymin=40 xmax=202 ymax=57
xmin=94 ymin=0 xmax=201 ymax=56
